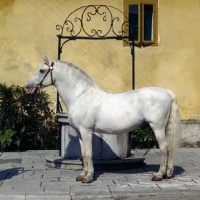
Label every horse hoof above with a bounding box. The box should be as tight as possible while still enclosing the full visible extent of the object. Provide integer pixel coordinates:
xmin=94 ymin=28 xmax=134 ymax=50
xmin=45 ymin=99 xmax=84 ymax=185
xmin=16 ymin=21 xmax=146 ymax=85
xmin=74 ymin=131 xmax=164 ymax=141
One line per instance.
xmin=82 ymin=176 xmax=93 ymax=183
xmin=76 ymin=175 xmax=84 ymax=181
xmin=163 ymin=174 xmax=172 ymax=179
xmin=151 ymin=175 xmax=162 ymax=181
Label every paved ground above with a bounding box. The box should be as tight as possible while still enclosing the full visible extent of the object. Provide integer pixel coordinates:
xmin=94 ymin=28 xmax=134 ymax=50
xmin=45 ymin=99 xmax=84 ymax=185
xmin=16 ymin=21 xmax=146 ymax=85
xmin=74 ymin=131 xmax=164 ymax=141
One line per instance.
xmin=0 ymin=148 xmax=200 ymax=200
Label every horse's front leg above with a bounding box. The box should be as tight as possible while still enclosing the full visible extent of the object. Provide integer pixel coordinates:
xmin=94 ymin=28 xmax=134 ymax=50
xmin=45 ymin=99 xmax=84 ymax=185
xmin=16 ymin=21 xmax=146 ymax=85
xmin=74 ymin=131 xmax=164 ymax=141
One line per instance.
xmin=76 ymin=129 xmax=94 ymax=183
xmin=76 ymin=138 xmax=87 ymax=182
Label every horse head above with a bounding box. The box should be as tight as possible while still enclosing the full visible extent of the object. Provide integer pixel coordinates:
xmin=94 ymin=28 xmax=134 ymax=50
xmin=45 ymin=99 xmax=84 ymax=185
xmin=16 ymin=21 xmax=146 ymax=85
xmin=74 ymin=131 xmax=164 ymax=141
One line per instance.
xmin=25 ymin=56 xmax=54 ymax=94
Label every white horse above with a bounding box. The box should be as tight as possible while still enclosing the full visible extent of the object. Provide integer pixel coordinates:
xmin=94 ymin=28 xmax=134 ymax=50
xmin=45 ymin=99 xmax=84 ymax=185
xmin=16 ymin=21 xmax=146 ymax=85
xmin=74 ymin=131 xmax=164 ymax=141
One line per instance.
xmin=25 ymin=56 xmax=181 ymax=183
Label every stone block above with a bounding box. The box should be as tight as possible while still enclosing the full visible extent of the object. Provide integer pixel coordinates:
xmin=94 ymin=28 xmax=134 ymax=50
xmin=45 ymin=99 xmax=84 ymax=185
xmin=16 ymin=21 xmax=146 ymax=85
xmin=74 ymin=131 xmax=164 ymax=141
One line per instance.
xmin=0 ymin=195 xmax=25 ymax=200
xmin=41 ymin=182 xmax=70 ymax=193
xmin=26 ymin=194 xmax=71 ymax=200
xmin=71 ymin=185 xmax=111 ymax=199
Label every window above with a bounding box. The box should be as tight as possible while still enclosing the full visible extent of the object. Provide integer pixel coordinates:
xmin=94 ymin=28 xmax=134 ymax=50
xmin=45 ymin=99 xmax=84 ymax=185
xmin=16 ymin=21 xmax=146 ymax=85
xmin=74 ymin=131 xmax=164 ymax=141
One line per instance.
xmin=123 ymin=0 xmax=158 ymax=46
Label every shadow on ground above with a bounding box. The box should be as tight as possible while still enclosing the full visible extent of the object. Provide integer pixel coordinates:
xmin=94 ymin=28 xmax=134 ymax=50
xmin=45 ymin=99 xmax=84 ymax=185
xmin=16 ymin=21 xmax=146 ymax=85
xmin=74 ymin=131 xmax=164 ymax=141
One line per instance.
xmin=0 ymin=167 xmax=24 ymax=181
xmin=93 ymin=164 xmax=185 ymax=181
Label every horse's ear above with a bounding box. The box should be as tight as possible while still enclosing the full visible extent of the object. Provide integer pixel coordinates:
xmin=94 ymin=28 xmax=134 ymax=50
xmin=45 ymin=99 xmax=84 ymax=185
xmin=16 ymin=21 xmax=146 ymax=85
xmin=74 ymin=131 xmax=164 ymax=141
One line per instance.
xmin=43 ymin=56 xmax=51 ymax=64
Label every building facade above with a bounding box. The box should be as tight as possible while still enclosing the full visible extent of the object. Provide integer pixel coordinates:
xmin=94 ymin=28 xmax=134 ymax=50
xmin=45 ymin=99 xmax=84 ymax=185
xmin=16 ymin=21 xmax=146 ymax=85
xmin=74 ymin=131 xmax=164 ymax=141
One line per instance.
xmin=1 ymin=0 xmax=200 ymax=145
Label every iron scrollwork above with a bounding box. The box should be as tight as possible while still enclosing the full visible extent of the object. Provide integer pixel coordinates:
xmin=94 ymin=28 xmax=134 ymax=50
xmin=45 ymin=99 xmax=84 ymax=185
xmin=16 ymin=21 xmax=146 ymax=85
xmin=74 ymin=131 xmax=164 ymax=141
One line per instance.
xmin=55 ymin=5 xmax=135 ymax=113
xmin=56 ymin=5 xmax=132 ymax=53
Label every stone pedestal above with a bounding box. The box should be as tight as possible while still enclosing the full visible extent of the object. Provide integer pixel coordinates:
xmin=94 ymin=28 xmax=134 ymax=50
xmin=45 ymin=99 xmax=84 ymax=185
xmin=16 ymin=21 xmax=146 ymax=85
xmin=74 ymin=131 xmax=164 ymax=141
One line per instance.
xmin=57 ymin=113 xmax=130 ymax=160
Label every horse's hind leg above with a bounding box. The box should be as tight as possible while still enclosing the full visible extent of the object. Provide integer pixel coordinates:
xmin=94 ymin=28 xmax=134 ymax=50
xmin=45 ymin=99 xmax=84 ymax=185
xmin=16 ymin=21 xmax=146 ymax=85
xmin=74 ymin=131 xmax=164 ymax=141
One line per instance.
xmin=166 ymin=149 xmax=174 ymax=179
xmin=151 ymin=127 xmax=168 ymax=181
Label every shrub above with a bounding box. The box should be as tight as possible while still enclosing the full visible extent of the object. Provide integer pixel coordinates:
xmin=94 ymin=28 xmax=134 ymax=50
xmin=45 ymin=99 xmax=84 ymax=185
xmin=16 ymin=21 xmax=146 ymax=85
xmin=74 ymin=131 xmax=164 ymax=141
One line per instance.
xmin=0 ymin=83 xmax=59 ymax=152
xmin=130 ymin=126 xmax=159 ymax=149
xmin=131 ymin=127 xmax=156 ymax=141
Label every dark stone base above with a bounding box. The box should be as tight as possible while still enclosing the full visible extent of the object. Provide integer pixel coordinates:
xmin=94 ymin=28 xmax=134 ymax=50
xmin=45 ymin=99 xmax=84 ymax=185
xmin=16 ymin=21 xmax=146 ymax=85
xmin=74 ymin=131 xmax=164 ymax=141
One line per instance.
xmin=45 ymin=154 xmax=145 ymax=171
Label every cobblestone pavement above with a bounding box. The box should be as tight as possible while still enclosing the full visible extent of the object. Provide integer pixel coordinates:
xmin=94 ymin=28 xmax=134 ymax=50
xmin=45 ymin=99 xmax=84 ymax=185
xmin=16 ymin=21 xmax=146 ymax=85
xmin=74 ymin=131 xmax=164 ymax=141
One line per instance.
xmin=0 ymin=148 xmax=200 ymax=200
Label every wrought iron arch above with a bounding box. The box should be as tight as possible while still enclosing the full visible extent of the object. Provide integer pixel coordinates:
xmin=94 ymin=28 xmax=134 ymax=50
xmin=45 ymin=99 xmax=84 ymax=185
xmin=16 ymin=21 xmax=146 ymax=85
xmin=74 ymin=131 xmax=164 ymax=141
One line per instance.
xmin=56 ymin=5 xmax=135 ymax=113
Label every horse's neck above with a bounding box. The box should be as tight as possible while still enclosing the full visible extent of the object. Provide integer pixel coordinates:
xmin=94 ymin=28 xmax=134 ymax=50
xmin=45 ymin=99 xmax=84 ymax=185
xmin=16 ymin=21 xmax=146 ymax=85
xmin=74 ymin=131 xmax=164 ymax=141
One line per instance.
xmin=54 ymin=62 xmax=102 ymax=108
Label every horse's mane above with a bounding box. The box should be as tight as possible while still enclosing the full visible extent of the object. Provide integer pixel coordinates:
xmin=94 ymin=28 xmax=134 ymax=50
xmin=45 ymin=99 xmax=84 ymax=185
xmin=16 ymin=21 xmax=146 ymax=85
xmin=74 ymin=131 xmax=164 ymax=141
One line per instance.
xmin=57 ymin=60 xmax=102 ymax=90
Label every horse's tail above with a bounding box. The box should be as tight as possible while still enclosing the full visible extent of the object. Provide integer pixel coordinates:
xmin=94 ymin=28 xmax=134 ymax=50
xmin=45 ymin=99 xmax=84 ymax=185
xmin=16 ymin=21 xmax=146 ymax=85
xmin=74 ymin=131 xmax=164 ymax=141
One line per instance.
xmin=166 ymin=90 xmax=181 ymax=154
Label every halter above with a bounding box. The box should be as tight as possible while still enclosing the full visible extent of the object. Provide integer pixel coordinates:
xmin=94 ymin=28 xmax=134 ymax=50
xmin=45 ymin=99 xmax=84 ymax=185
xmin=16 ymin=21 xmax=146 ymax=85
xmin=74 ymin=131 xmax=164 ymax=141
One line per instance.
xmin=38 ymin=62 xmax=54 ymax=88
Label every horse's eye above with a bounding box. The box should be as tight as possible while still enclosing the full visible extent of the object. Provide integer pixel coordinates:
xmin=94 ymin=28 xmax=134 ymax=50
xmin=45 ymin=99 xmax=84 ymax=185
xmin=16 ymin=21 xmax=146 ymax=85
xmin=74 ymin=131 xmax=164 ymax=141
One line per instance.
xmin=40 ymin=69 xmax=45 ymax=73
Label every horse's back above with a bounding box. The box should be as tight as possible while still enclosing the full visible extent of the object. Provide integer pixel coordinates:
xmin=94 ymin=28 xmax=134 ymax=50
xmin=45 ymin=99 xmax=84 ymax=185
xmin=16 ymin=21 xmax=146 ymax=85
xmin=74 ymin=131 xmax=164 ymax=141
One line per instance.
xmin=135 ymin=87 xmax=171 ymax=101
xmin=114 ymin=87 xmax=171 ymax=108
xmin=107 ymin=87 xmax=172 ymax=123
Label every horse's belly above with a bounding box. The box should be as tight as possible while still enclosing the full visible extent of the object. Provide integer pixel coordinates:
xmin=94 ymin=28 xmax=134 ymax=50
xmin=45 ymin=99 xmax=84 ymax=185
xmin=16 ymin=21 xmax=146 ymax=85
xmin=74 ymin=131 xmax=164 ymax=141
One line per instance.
xmin=94 ymin=106 xmax=143 ymax=134
xmin=94 ymin=119 xmax=141 ymax=134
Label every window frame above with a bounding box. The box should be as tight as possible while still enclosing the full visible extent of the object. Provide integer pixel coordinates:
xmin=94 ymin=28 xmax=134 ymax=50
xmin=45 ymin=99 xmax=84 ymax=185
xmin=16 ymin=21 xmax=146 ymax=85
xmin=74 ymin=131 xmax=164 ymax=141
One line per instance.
xmin=123 ymin=0 xmax=158 ymax=46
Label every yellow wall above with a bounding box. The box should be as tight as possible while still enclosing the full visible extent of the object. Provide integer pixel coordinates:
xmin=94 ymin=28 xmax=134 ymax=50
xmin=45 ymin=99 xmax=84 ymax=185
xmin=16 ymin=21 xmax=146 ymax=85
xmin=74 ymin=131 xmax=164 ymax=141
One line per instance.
xmin=0 ymin=0 xmax=200 ymax=120
xmin=135 ymin=0 xmax=200 ymax=120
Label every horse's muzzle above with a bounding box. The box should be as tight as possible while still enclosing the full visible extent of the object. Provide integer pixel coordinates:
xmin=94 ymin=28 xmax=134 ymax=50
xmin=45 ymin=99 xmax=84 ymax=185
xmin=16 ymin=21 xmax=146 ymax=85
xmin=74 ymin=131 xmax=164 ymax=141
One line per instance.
xmin=25 ymin=86 xmax=38 ymax=94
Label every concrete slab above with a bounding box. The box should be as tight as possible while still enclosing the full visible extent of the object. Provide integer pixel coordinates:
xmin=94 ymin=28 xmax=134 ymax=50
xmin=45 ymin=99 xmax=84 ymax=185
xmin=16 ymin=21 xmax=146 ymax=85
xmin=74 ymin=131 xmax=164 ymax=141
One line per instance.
xmin=71 ymin=185 xmax=112 ymax=199
xmin=0 ymin=194 xmax=25 ymax=200
xmin=26 ymin=194 xmax=71 ymax=200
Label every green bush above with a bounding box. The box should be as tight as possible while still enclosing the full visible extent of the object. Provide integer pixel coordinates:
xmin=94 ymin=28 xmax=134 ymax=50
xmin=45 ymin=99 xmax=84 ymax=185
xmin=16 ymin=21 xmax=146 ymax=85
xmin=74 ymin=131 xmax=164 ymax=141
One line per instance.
xmin=39 ymin=121 xmax=60 ymax=150
xmin=130 ymin=126 xmax=159 ymax=149
xmin=131 ymin=127 xmax=156 ymax=141
xmin=0 ymin=83 xmax=60 ymax=152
